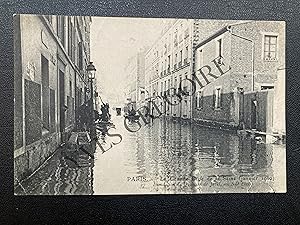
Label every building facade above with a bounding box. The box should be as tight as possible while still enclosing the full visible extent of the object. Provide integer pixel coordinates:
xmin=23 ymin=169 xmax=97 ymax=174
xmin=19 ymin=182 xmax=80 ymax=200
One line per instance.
xmin=192 ymin=21 xmax=285 ymax=133
xmin=14 ymin=14 xmax=92 ymax=184
xmin=125 ymin=48 xmax=146 ymax=110
xmin=145 ymin=19 xmax=195 ymax=119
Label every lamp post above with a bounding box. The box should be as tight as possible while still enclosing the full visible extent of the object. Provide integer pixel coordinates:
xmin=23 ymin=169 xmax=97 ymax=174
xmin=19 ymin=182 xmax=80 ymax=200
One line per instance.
xmin=238 ymin=87 xmax=245 ymax=130
xmin=87 ymin=62 xmax=96 ymax=139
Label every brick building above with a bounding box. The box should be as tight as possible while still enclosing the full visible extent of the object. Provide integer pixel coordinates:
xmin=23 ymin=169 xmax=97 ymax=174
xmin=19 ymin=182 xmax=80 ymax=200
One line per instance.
xmin=14 ymin=14 xmax=92 ymax=184
xmin=144 ymin=19 xmax=238 ymax=120
xmin=192 ymin=21 xmax=285 ymax=132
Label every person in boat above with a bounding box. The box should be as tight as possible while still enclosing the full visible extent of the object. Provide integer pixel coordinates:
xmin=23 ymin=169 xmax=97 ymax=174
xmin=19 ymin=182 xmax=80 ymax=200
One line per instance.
xmin=77 ymin=101 xmax=90 ymax=131
xmin=99 ymin=103 xmax=111 ymax=122
xmin=100 ymin=104 xmax=108 ymax=122
xmin=105 ymin=103 xmax=111 ymax=120
xmin=128 ymin=106 xmax=136 ymax=117
xmin=94 ymin=109 xmax=101 ymax=122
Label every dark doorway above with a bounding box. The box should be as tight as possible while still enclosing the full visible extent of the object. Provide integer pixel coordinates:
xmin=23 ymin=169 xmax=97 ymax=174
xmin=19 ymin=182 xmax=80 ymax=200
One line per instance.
xmin=41 ymin=55 xmax=50 ymax=132
xmin=251 ymin=100 xmax=257 ymax=129
xmin=59 ymin=70 xmax=65 ymax=133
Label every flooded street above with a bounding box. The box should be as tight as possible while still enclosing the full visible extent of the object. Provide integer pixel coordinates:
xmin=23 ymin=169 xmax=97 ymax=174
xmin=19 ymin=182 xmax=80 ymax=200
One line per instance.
xmin=15 ymin=115 xmax=286 ymax=195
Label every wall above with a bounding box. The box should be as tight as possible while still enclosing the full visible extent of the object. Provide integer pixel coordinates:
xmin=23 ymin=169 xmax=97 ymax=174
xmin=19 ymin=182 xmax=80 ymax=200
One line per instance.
xmin=230 ymin=21 xmax=285 ymax=91
xmin=192 ymin=21 xmax=285 ymax=128
xmin=14 ymin=15 xmax=92 ymax=185
xmin=14 ymin=15 xmax=60 ymax=185
xmin=192 ymin=31 xmax=237 ymax=125
xmin=273 ymin=68 xmax=285 ymax=134
xmin=14 ymin=15 xmax=23 ymax=150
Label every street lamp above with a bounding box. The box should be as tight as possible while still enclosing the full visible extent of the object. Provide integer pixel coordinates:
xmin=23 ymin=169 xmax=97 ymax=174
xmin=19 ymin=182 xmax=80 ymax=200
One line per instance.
xmin=87 ymin=62 xmax=97 ymax=139
xmin=87 ymin=61 xmax=96 ymax=79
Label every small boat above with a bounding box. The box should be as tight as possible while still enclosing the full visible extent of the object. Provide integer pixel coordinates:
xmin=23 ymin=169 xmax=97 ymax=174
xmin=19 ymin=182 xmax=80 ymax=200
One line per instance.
xmin=94 ymin=119 xmax=114 ymax=134
xmin=124 ymin=114 xmax=140 ymax=122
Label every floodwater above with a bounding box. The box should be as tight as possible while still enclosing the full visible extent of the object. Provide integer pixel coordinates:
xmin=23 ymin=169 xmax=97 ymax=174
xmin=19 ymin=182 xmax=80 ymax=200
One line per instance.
xmin=15 ymin=115 xmax=286 ymax=195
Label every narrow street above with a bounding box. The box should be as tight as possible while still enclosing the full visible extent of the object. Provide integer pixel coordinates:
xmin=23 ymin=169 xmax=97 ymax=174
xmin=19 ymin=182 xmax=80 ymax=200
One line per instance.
xmin=15 ymin=114 xmax=285 ymax=195
xmin=14 ymin=16 xmax=286 ymax=195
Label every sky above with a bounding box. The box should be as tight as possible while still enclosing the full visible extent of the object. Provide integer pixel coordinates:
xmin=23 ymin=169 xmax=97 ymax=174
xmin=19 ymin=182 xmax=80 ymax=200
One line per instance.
xmin=90 ymin=16 xmax=171 ymax=104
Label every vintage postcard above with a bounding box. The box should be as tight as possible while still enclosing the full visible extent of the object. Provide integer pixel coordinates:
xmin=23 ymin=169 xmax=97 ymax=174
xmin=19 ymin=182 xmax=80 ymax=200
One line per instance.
xmin=14 ymin=14 xmax=286 ymax=195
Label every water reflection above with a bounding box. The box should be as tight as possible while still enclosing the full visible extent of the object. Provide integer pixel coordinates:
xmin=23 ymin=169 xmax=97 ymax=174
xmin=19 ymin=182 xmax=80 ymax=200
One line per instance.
xmin=15 ymin=144 xmax=95 ymax=195
xmin=117 ymin=117 xmax=283 ymax=194
xmin=15 ymin=116 xmax=285 ymax=195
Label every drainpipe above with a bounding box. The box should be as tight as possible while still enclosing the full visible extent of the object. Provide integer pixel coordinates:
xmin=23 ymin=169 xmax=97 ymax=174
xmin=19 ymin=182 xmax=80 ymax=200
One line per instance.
xmin=227 ymin=26 xmax=255 ymax=92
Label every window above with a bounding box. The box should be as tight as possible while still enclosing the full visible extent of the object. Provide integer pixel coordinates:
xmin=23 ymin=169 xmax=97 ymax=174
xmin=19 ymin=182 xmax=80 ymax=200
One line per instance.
xmin=184 ymin=28 xmax=189 ymax=39
xmin=196 ymin=91 xmax=203 ymax=109
xmin=261 ymin=84 xmax=274 ymax=90
xmin=174 ymin=30 xmax=178 ymax=46
xmin=180 ymin=50 xmax=183 ymax=62
xmin=174 ymin=77 xmax=177 ymax=90
xmin=69 ymin=81 xmax=73 ymax=124
xmin=183 ymin=86 xmax=188 ymax=94
xmin=57 ymin=16 xmax=65 ymax=47
xmin=45 ymin=15 xmax=52 ymax=24
xmin=264 ymin=35 xmax=278 ymax=61
xmin=164 ymin=43 xmax=167 ymax=55
xmin=164 ymin=59 xmax=167 ymax=74
xmin=41 ymin=55 xmax=50 ymax=132
xmin=68 ymin=17 xmax=72 ymax=57
xmin=186 ymin=46 xmax=188 ymax=58
xmin=214 ymin=87 xmax=222 ymax=109
xmin=198 ymin=49 xmax=203 ymax=69
xmin=217 ymin=38 xmax=222 ymax=57
xmin=185 ymin=46 xmax=189 ymax=64
xmin=78 ymin=42 xmax=83 ymax=70
xmin=71 ymin=18 xmax=76 ymax=62
xmin=179 ymin=33 xmax=183 ymax=43
xmin=179 ymin=50 xmax=183 ymax=67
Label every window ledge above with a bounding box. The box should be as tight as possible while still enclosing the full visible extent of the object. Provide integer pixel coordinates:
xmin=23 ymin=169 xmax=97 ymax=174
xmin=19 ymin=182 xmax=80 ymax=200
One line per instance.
xmin=264 ymin=58 xmax=278 ymax=62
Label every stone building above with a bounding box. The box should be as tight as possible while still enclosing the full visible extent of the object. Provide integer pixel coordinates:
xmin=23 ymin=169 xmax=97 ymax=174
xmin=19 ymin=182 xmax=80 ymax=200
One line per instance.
xmin=14 ymin=14 xmax=92 ymax=184
xmin=124 ymin=48 xmax=146 ymax=110
xmin=145 ymin=19 xmax=194 ymax=119
xmin=144 ymin=19 xmax=238 ymax=120
xmin=192 ymin=20 xmax=285 ymax=132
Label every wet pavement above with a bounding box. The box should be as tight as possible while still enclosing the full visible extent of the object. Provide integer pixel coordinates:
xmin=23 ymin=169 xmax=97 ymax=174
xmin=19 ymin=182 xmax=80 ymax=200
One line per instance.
xmin=15 ymin=115 xmax=286 ymax=195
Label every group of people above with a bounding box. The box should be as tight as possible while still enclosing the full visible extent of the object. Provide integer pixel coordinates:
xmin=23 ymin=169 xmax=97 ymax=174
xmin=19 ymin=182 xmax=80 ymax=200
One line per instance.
xmin=128 ymin=106 xmax=136 ymax=117
xmin=96 ymin=103 xmax=111 ymax=123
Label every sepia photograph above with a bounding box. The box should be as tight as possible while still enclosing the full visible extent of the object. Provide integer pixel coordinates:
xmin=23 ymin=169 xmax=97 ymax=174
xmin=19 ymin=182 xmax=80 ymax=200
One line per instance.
xmin=13 ymin=14 xmax=286 ymax=195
